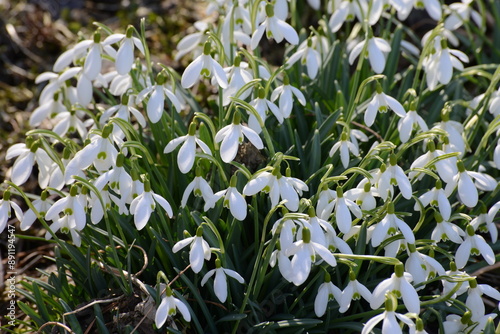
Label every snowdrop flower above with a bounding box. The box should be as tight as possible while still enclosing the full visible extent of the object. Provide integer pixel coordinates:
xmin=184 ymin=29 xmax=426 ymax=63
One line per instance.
xmin=208 ymin=174 xmax=247 ymax=220
xmin=164 ymin=122 xmax=212 ymax=174
xmin=339 ymin=270 xmax=372 ymax=313
xmin=471 ymin=201 xmax=500 ymax=243
xmin=405 ymin=244 xmax=446 ymax=287
xmin=175 ymin=20 xmax=209 ymax=61
xmin=466 ymin=278 xmax=500 ymax=322
xmin=103 ymin=25 xmax=145 ymax=75
xmin=181 ymin=169 xmax=216 ymax=210
xmin=371 ymin=264 xmax=420 ymax=314
xmin=0 ymin=189 xmax=23 ymax=234
xmin=155 ymin=285 xmax=191 ymax=328
xmin=270 ymin=242 xmax=294 ymax=282
xmin=433 ymin=113 xmax=467 ymax=157
xmin=100 ymin=93 xmax=146 ymax=128
xmin=444 ymin=160 xmax=497 ymax=208
xmin=30 ymin=91 xmax=68 ymax=127
xmin=64 ymin=125 xmax=119 ymax=183
xmin=221 ymin=3 xmax=252 ymax=52
xmin=391 ymin=0 xmax=442 ymax=21
xmin=362 ymin=83 xmax=406 ymax=127
xmin=88 ymin=184 xmax=113 ymax=224
xmin=250 ymin=2 xmax=299 ymax=50
xmin=414 ymin=180 xmax=452 ymax=220
xmin=423 ymin=39 xmax=469 ymax=91
xmin=181 ymin=41 xmax=228 ymax=89
xmin=45 ymin=186 xmax=86 ymax=231
xmin=363 ymin=295 xmax=415 ymax=334
xmin=271 ymin=75 xmax=306 ymax=119
xmin=136 ymin=72 xmax=183 ymax=123
xmin=215 ymin=112 xmax=263 ymax=163
xmin=431 ymin=212 xmax=465 ymax=244
xmin=172 ymin=226 xmax=211 ymax=273
xmin=329 ymin=0 xmax=381 ymax=32
xmin=221 ymin=56 xmax=253 ymax=106
xmin=409 ymin=141 xmax=457 ymax=183
xmin=349 ymin=34 xmax=391 ymax=74
xmin=455 ymin=224 xmax=495 ymax=269
xmin=319 ymin=186 xmax=362 ymax=234
xmin=443 ymin=312 xmax=497 ymax=334
xmin=329 ymin=131 xmax=360 ymax=169
xmin=444 ymin=0 xmax=482 ymax=31
xmin=92 ymin=153 xmax=133 ymax=215
xmin=286 ymin=37 xmax=322 ymax=79
xmin=314 ymin=273 xmax=342 ymax=317
xmin=371 ymin=202 xmax=416 ymax=248
xmin=345 ymin=179 xmax=379 ymax=211
xmin=6 ymin=138 xmax=53 ymax=187
xmin=21 ymin=190 xmax=51 ymax=231
xmin=247 ymin=86 xmax=282 ymax=133
xmin=441 ymin=261 xmax=470 ymax=299
xmin=397 ymin=104 xmax=429 ymax=143
xmin=201 ymin=259 xmax=245 ymax=303
xmin=285 ymin=227 xmax=337 ymax=286
xmin=130 ymin=179 xmax=173 ymax=230
xmin=243 ymin=167 xmax=308 ymax=211
xmin=377 ymin=155 xmax=413 ymax=201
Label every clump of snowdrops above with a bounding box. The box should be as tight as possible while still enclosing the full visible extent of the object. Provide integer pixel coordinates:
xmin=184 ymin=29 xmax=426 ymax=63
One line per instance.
xmin=2 ymin=0 xmax=500 ymax=332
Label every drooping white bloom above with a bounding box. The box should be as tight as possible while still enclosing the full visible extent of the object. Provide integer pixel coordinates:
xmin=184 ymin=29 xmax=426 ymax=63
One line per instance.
xmin=271 ymin=76 xmax=306 ymax=119
xmin=314 ymin=274 xmax=342 ymax=317
xmin=339 ymin=271 xmax=372 ymax=313
xmin=250 ymin=2 xmax=299 ymax=50
xmin=129 ymin=179 xmax=173 ymax=230
xmin=405 ymin=244 xmax=446 ymax=286
xmin=103 ymin=26 xmax=145 ymax=75
xmin=377 ymin=155 xmax=413 ymax=201
xmin=52 ymin=108 xmax=93 ymax=140
xmin=0 ymin=189 xmax=23 ymax=234
xmin=329 ymin=131 xmax=361 ymax=169
xmin=363 ymin=296 xmax=415 ymax=334
xmin=345 ymin=179 xmax=379 ymax=211
xmin=409 ymin=141 xmax=457 ymax=183
xmin=221 ymin=3 xmax=252 ymax=53
xmin=285 ymin=227 xmax=337 ymax=286
xmin=444 ymin=161 xmax=497 ymax=208
xmin=247 ymin=86 xmax=282 ymax=133
xmin=397 ymin=108 xmax=429 ymax=143
xmin=201 ymin=259 xmax=245 ymax=302
xmin=221 ymin=57 xmax=254 ymax=106
xmin=441 ymin=261 xmax=470 ymax=299
xmin=172 ymin=226 xmax=211 ymax=273
xmin=433 ymin=118 xmax=466 ymax=157
xmin=430 ymin=212 xmax=465 ymax=244
xmin=371 ymin=264 xmax=420 ymax=314
xmin=155 ymin=285 xmax=191 ymax=328
xmin=443 ymin=312 xmax=498 ymax=334
xmin=136 ymin=73 xmax=183 ymax=123
xmin=319 ymin=186 xmax=362 ymax=234
xmin=64 ymin=126 xmax=120 ymax=183
xmin=414 ymin=180 xmax=452 ymax=221
xmin=329 ymin=0 xmax=382 ymax=32
xmin=423 ymin=39 xmax=469 ymax=91
xmin=362 ymin=84 xmax=406 ymax=127
xmin=286 ymin=37 xmax=322 ymax=79
xmin=215 ymin=112 xmax=263 ymax=163
xmin=100 ymin=94 xmax=146 ymax=128
xmin=164 ymin=122 xmax=212 ymax=174
xmin=21 ymin=190 xmax=52 ymax=231
xmin=175 ymin=20 xmax=209 ymax=61
xmin=6 ymin=139 xmax=53 ymax=187
xmin=208 ymin=175 xmax=247 ymax=220
xmin=465 ymin=279 xmax=500 ymax=322
xmin=444 ymin=0 xmax=482 ymax=31
xmin=455 ymin=224 xmax=496 ymax=269
xmin=181 ymin=41 xmax=228 ymax=89
xmin=391 ymin=0 xmax=442 ymax=21
xmin=471 ymin=201 xmax=500 ymax=243
xmin=371 ymin=203 xmax=416 ymax=247
xmin=243 ymin=167 xmax=308 ymax=211
xmin=349 ymin=36 xmax=391 ymax=74
xmin=181 ymin=169 xmax=216 ymax=210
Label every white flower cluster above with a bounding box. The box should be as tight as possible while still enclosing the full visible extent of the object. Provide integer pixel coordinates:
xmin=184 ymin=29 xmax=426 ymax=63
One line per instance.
xmin=2 ymin=0 xmax=500 ymax=332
